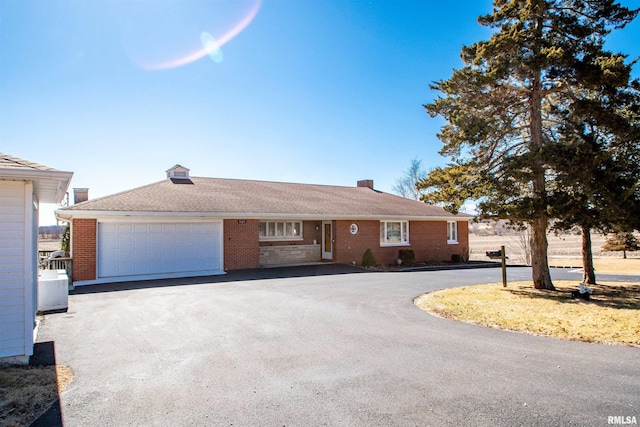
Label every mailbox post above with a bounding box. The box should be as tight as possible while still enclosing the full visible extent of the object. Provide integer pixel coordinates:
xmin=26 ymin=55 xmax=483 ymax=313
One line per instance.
xmin=501 ymin=245 xmax=507 ymax=287
xmin=486 ymin=247 xmax=508 ymax=287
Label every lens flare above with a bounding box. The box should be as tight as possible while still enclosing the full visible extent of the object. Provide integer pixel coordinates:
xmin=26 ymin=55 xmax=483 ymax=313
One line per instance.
xmin=141 ymin=0 xmax=261 ymax=70
xmin=201 ymin=32 xmax=223 ymax=63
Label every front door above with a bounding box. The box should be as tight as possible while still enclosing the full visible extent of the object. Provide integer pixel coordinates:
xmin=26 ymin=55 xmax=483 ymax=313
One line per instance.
xmin=322 ymin=221 xmax=333 ymax=260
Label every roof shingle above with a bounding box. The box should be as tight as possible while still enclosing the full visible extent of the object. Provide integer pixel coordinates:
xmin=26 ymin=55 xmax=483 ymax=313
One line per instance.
xmin=60 ymin=177 xmax=471 ymax=219
xmin=0 ymin=152 xmax=56 ymax=171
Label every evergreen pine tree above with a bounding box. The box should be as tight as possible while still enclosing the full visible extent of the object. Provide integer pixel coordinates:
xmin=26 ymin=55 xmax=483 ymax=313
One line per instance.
xmin=419 ymin=0 xmax=638 ymax=289
xmin=602 ymin=232 xmax=640 ymax=259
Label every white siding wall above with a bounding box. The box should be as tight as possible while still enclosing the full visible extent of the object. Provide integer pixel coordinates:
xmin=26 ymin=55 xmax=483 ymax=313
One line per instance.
xmin=0 ymin=180 xmax=34 ymax=361
xmin=29 ymin=187 xmax=38 ymax=332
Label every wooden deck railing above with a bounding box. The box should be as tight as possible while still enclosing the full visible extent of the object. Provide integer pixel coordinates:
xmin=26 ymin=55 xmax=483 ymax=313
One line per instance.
xmin=39 ymin=251 xmax=72 ymax=276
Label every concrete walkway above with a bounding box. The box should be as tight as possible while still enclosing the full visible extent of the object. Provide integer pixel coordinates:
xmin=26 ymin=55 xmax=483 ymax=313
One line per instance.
xmin=36 ymin=266 xmax=639 ymax=426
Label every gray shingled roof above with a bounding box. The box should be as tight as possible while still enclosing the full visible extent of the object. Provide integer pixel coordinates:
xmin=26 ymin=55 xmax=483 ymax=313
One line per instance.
xmin=0 ymin=152 xmax=56 ymax=171
xmin=1 ymin=152 xmax=73 ymax=204
xmin=59 ymin=177 xmax=470 ymax=220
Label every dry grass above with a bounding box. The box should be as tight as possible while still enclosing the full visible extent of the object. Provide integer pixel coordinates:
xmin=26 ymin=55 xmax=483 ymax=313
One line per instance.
xmin=0 ymin=364 xmax=72 ymax=427
xmin=469 ymin=232 xmax=640 ymax=272
xmin=415 ymin=281 xmax=640 ymax=346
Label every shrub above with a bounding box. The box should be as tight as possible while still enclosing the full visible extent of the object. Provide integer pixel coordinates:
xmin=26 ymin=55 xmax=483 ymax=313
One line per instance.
xmin=398 ymin=249 xmax=415 ymax=266
xmin=451 ymin=254 xmax=462 ymax=263
xmin=61 ymin=226 xmax=70 ymax=255
xmin=362 ymin=249 xmax=377 ymax=267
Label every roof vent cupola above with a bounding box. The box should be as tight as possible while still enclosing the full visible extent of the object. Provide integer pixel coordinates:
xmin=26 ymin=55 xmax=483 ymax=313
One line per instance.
xmin=166 ymin=165 xmax=193 ymax=184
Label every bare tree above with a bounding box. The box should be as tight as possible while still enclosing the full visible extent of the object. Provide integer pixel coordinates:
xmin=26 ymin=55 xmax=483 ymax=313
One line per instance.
xmin=392 ymin=158 xmax=427 ymax=201
xmin=508 ymin=226 xmax=532 ymax=265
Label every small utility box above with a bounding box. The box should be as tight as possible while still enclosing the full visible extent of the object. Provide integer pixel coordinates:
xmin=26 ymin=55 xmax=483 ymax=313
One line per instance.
xmin=38 ymin=269 xmax=69 ymax=313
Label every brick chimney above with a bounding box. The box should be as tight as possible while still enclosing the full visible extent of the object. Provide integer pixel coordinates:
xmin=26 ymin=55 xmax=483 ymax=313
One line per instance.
xmin=357 ymin=179 xmax=374 ymax=190
xmin=73 ymin=188 xmax=89 ymax=204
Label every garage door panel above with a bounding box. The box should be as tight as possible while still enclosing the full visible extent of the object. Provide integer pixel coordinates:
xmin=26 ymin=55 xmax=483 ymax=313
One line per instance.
xmin=163 ymin=224 xmax=177 ymax=234
xmin=148 ymin=246 xmax=163 ymax=261
xmin=117 ymin=235 xmax=134 ymax=247
xmin=100 ymin=223 xmax=117 ymax=234
xmin=163 ymin=234 xmax=177 ymax=246
xmin=163 ymin=246 xmax=178 ymax=257
xmin=175 ymin=224 xmax=190 ymax=234
xmin=134 ymin=223 xmax=147 ymax=233
xmin=148 ymin=224 xmax=163 ymax=233
xmin=148 ymin=235 xmax=163 ymax=247
xmin=119 ymin=261 xmax=138 ymax=276
xmin=134 ymin=235 xmax=148 ymax=248
xmin=118 ymin=224 xmax=133 ymax=233
xmin=98 ymin=222 xmax=222 ymax=278
xmin=192 ymin=223 xmax=212 ymax=234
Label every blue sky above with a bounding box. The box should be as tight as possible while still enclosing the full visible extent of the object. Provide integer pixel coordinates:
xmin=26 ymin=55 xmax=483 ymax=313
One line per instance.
xmin=1 ymin=0 xmax=639 ymax=225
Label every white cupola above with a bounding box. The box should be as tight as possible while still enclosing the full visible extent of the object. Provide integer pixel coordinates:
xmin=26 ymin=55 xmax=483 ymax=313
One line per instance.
xmin=166 ymin=165 xmax=190 ymax=180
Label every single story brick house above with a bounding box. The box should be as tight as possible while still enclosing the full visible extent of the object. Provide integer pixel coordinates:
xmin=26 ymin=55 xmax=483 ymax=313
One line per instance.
xmin=56 ymin=165 xmax=471 ymax=286
xmin=1 ymin=153 xmax=72 ymax=363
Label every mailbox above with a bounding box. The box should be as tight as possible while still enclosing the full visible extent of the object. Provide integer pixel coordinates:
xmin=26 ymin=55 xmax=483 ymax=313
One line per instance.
xmin=486 ymin=250 xmax=503 ymax=259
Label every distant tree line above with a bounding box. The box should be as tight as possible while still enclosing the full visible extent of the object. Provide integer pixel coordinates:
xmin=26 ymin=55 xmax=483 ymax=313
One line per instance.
xmin=39 ymin=225 xmax=65 ymax=239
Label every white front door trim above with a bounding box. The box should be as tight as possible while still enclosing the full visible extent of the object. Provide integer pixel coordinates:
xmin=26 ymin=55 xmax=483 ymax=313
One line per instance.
xmin=322 ymin=220 xmax=333 ymax=260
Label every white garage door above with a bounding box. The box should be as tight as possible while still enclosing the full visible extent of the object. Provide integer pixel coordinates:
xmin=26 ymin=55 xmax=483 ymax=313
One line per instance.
xmin=98 ymin=222 xmax=222 ymax=278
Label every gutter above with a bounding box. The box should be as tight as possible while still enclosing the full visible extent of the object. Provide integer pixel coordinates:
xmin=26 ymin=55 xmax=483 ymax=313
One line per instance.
xmin=0 ymin=168 xmax=73 ymax=181
xmin=1 ymin=168 xmax=73 ymax=204
xmin=55 ymin=209 xmax=472 ymax=222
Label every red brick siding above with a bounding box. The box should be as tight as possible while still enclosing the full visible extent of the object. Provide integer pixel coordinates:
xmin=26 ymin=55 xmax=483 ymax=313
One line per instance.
xmin=458 ymin=220 xmax=469 ymax=260
xmin=409 ymin=221 xmax=469 ymax=263
xmin=224 ymin=219 xmax=260 ymax=270
xmin=72 ymin=218 xmax=97 ymax=282
xmin=303 ymin=221 xmax=322 ymax=245
xmin=334 ymin=220 xmax=377 ymax=264
xmin=334 ymin=220 xmax=470 ymax=266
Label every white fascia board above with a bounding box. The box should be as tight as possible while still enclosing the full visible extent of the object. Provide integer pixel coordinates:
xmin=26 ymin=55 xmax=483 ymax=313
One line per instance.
xmin=96 ymin=216 xmax=224 ymax=224
xmin=0 ymin=168 xmax=73 ymax=181
xmin=1 ymin=168 xmax=73 ymax=204
xmin=245 ymin=213 xmax=472 ymax=221
xmin=56 ymin=210 xmax=226 ymax=223
xmin=55 ymin=209 xmax=472 ymax=222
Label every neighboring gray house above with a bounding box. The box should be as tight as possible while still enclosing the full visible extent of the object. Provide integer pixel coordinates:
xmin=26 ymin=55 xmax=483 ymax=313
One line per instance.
xmin=0 ymin=153 xmax=72 ymax=364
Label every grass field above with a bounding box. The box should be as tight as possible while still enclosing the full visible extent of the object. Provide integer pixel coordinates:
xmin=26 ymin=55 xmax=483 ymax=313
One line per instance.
xmin=545 ymin=258 xmax=640 ymax=275
xmin=469 ymin=232 xmax=640 ymax=275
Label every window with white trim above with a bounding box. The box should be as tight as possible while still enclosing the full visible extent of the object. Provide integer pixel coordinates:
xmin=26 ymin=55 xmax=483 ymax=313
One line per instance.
xmin=380 ymin=221 xmax=409 ymax=246
xmin=447 ymin=221 xmax=458 ymax=244
xmin=259 ymin=221 xmax=303 ymax=241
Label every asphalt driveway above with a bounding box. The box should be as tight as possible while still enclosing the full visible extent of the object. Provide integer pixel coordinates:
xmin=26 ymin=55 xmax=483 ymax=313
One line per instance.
xmin=36 ymin=266 xmax=639 ymax=426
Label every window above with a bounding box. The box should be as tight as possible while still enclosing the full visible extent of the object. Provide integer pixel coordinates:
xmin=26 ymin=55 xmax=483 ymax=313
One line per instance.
xmin=447 ymin=221 xmax=458 ymax=244
xmin=380 ymin=221 xmax=409 ymax=246
xmin=259 ymin=221 xmax=303 ymax=241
